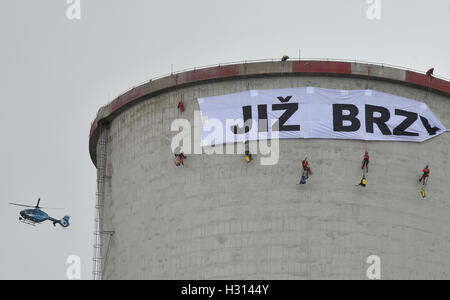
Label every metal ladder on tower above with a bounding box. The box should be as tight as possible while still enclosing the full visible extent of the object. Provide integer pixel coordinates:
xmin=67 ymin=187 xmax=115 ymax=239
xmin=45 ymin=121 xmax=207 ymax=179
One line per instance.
xmin=93 ymin=124 xmax=108 ymax=280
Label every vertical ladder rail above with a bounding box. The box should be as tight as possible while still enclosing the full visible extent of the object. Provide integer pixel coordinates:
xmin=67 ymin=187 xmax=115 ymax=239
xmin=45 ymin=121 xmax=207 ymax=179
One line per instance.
xmin=93 ymin=125 xmax=108 ymax=280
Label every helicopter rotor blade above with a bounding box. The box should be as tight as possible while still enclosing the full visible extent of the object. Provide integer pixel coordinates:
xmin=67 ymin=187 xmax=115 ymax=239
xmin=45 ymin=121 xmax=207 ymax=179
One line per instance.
xmin=9 ymin=203 xmax=64 ymax=210
xmin=9 ymin=203 xmax=36 ymax=208
xmin=38 ymin=207 xmax=65 ymax=210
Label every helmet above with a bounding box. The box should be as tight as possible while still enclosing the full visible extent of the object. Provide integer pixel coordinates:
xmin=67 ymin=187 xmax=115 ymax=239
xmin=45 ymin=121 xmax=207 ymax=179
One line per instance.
xmin=365 ymin=151 xmax=368 ymax=155
xmin=426 ymin=165 xmax=429 ymax=169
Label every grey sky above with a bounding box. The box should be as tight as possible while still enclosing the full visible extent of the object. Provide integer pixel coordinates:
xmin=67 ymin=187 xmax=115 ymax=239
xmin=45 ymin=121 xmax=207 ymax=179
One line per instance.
xmin=0 ymin=0 xmax=448 ymax=280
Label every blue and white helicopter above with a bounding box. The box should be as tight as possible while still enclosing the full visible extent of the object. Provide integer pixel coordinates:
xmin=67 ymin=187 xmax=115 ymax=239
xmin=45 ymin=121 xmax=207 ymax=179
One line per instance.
xmin=9 ymin=198 xmax=70 ymax=228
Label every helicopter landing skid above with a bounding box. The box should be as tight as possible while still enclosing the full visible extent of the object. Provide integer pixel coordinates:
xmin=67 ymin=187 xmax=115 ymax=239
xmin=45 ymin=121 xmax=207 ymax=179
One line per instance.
xmin=19 ymin=218 xmax=37 ymax=226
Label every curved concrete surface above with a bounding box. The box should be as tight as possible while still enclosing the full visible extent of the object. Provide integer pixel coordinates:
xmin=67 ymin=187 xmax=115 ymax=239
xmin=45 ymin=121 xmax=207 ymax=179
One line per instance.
xmin=92 ymin=61 xmax=450 ymax=280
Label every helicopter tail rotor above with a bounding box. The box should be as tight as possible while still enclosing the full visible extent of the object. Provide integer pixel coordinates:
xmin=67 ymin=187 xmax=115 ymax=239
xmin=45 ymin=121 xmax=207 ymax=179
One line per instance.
xmin=53 ymin=216 xmax=71 ymax=228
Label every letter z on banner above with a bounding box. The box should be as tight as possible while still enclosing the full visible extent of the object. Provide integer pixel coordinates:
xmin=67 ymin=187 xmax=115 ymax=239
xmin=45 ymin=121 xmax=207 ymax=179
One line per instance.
xmin=197 ymin=87 xmax=447 ymax=147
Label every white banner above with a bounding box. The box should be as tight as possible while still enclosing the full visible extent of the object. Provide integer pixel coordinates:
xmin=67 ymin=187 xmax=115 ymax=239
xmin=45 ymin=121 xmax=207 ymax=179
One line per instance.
xmin=197 ymin=87 xmax=447 ymax=146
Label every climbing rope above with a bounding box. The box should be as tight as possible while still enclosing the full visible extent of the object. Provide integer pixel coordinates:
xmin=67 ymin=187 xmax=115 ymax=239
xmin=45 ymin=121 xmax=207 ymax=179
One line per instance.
xmin=365 ymin=66 xmax=371 ymax=90
xmin=175 ymin=74 xmax=185 ymax=112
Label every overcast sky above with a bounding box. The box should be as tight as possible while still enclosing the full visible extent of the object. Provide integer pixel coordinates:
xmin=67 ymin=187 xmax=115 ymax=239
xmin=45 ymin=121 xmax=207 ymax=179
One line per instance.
xmin=0 ymin=0 xmax=449 ymax=280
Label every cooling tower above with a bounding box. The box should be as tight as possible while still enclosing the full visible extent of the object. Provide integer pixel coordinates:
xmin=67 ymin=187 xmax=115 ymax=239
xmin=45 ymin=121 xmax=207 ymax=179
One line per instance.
xmin=89 ymin=60 xmax=450 ymax=280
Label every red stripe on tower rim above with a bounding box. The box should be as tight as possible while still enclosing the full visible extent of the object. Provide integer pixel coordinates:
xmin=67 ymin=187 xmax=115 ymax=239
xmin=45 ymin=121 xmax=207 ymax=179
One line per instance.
xmin=292 ymin=61 xmax=352 ymax=74
xmin=90 ymin=123 xmax=96 ymax=138
xmin=185 ymin=65 xmax=240 ymax=83
xmin=112 ymin=86 xmax=145 ymax=112
xmin=405 ymin=71 xmax=450 ymax=95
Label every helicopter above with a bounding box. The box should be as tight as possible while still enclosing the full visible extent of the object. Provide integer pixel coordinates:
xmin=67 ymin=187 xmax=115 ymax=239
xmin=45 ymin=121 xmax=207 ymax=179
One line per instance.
xmin=9 ymin=198 xmax=70 ymax=228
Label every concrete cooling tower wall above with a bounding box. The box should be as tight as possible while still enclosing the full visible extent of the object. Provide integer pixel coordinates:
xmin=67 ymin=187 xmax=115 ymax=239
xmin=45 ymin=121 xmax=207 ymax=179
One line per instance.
xmin=89 ymin=60 xmax=450 ymax=280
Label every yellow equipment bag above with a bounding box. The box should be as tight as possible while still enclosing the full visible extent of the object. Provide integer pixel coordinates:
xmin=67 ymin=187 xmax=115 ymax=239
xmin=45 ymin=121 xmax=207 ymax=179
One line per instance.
xmin=358 ymin=177 xmax=366 ymax=187
xmin=420 ymin=188 xmax=426 ymax=198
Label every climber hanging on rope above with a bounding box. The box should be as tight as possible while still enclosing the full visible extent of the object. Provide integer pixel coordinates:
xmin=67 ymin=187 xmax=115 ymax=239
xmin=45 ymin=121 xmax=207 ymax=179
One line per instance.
xmin=362 ymin=151 xmax=370 ymax=173
xmin=299 ymin=157 xmax=312 ymax=184
xmin=426 ymin=67 xmax=434 ymax=77
xmin=419 ymin=165 xmax=430 ymax=185
xmin=175 ymin=153 xmax=186 ymax=167
xmin=281 ymin=55 xmax=289 ymax=62
xmin=177 ymin=100 xmax=185 ymax=113
xmin=245 ymin=151 xmax=253 ymax=164
xmin=244 ymin=140 xmax=253 ymax=164
xmin=302 ymin=157 xmax=312 ymax=175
